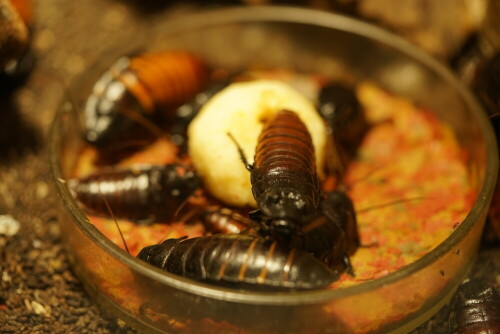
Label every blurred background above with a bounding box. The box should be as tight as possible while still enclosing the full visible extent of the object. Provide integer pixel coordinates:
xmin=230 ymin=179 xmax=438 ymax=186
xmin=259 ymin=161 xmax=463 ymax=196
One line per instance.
xmin=0 ymin=1 xmax=498 ymax=333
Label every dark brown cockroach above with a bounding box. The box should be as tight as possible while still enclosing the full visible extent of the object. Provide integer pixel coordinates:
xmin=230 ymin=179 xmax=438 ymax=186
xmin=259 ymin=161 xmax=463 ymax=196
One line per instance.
xmin=318 ymin=83 xmax=369 ymax=178
xmin=237 ymin=109 xmax=320 ymax=239
xmin=0 ymin=0 xmax=34 ymax=90
xmin=169 ymin=79 xmax=229 ymax=151
xmin=318 ymin=83 xmax=368 ymax=151
xmin=84 ymin=50 xmax=209 ymax=146
xmin=296 ymin=190 xmax=359 ymax=274
xmin=448 ymin=279 xmax=500 ymax=333
xmin=68 ymin=163 xmax=201 ymax=223
xmin=471 ymin=52 xmax=500 ymax=241
xmin=297 ymin=191 xmax=429 ymax=273
xmin=137 ymin=233 xmax=338 ymax=289
xmin=0 ymin=0 xmax=28 ymax=69
xmin=472 ymin=52 xmax=500 ymax=140
xmin=200 ymin=206 xmax=253 ymax=235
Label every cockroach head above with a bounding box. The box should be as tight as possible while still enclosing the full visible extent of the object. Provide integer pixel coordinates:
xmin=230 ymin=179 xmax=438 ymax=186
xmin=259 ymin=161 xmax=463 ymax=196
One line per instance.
xmin=260 ymin=188 xmax=315 ymax=221
xmin=137 ymin=238 xmax=186 ymax=266
xmin=267 ymin=217 xmax=301 ymax=238
xmin=83 ymin=58 xmax=142 ymax=146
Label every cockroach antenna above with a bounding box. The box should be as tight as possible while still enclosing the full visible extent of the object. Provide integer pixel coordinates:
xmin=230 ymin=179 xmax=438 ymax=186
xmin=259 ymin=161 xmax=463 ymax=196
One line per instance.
xmin=227 ymin=132 xmax=253 ymax=171
xmin=355 ymin=197 xmax=431 ymax=214
xmin=99 ymin=188 xmax=130 ymax=255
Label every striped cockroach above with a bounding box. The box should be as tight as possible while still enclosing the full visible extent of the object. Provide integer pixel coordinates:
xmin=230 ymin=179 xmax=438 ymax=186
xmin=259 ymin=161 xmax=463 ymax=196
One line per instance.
xmin=235 ymin=109 xmax=320 ymax=240
xmin=68 ymin=163 xmax=201 ymax=223
xmin=84 ymin=50 xmax=209 ymax=146
xmin=448 ymin=279 xmax=500 ymax=333
xmin=200 ymin=206 xmax=253 ymax=235
xmin=137 ymin=233 xmax=338 ymax=289
xmin=318 ymin=83 xmax=369 ymax=178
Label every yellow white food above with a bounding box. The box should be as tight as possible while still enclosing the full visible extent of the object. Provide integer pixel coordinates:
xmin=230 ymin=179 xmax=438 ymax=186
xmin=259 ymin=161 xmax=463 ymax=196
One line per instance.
xmin=188 ymin=79 xmax=327 ymax=207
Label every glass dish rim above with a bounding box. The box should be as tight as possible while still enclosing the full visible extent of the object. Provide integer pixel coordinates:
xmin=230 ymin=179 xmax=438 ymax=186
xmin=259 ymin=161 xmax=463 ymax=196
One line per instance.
xmin=48 ymin=5 xmax=499 ymax=306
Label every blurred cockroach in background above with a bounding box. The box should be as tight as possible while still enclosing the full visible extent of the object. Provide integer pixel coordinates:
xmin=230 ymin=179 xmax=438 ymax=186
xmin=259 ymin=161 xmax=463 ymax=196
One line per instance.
xmin=83 ymin=50 xmax=210 ymax=146
xmin=448 ymin=278 xmax=500 ymax=333
xmin=0 ymin=0 xmax=28 ymax=70
xmin=470 ymin=52 xmax=500 ymax=242
xmin=0 ymin=0 xmax=39 ymax=162
xmin=472 ymin=52 xmax=500 ymax=130
xmin=317 ymin=82 xmax=369 ymax=178
xmin=0 ymin=0 xmax=35 ymax=91
xmin=450 ymin=282 xmax=500 ymax=333
xmin=200 ymin=206 xmax=253 ymax=235
xmin=169 ymin=79 xmax=229 ymax=151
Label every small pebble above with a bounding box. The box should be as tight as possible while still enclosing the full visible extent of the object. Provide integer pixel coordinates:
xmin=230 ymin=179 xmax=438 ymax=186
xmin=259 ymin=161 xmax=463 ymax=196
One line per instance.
xmin=24 ymin=298 xmax=32 ymax=311
xmin=36 ymin=182 xmax=49 ymax=199
xmin=0 ymin=215 xmax=20 ymax=236
xmin=2 ymin=271 xmax=11 ymax=282
xmin=49 ymin=259 xmax=63 ymax=271
xmin=31 ymin=300 xmax=47 ymax=315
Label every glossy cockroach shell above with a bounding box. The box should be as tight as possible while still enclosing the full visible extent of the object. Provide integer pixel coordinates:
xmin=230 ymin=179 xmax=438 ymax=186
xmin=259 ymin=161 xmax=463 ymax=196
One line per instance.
xmin=201 ymin=206 xmax=251 ymax=235
xmin=137 ymin=233 xmax=338 ymax=290
xmin=251 ymin=109 xmax=320 ymax=226
xmin=84 ymin=50 xmax=209 ymax=146
xmin=68 ymin=163 xmax=201 ymax=223
xmin=318 ymin=83 xmax=369 ymax=177
xmin=449 ymin=279 xmax=500 ymax=334
xmin=297 ymin=190 xmax=359 ymax=273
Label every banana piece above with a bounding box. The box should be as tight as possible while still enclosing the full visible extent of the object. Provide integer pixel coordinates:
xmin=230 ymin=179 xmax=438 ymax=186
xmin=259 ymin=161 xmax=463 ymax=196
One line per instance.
xmin=188 ymin=79 xmax=327 ymax=208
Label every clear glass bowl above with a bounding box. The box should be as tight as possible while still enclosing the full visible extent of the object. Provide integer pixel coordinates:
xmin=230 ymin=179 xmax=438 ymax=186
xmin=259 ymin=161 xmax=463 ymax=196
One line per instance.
xmin=48 ymin=6 xmax=498 ymax=334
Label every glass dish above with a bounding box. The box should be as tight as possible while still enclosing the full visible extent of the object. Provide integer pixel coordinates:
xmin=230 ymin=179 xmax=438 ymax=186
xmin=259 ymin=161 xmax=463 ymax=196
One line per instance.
xmin=48 ymin=6 xmax=498 ymax=334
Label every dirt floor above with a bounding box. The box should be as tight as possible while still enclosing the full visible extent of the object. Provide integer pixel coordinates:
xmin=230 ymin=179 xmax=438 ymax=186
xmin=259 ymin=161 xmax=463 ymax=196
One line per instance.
xmin=0 ymin=1 xmax=498 ymax=333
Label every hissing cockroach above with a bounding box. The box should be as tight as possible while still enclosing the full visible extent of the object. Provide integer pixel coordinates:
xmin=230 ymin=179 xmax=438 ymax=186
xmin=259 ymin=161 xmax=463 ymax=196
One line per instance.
xmin=84 ymin=50 xmax=209 ymax=146
xmin=470 ymin=52 xmax=500 ymax=240
xmin=298 ymin=191 xmax=359 ymax=274
xmin=448 ymin=279 xmax=500 ymax=334
xmin=245 ymin=109 xmax=320 ymax=237
xmin=472 ymin=52 xmax=500 ymax=148
xmin=201 ymin=206 xmax=252 ymax=235
xmin=318 ymin=83 xmax=369 ymax=177
xmin=137 ymin=233 xmax=338 ymax=289
xmin=169 ymin=80 xmax=229 ymax=150
xmin=318 ymin=83 xmax=368 ymax=152
xmin=472 ymin=53 xmax=500 ymax=116
xmin=68 ymin=163 xmax=201 ymax=223
xmin=0 ymin=0 xmax=34 ymax=89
